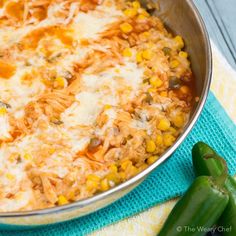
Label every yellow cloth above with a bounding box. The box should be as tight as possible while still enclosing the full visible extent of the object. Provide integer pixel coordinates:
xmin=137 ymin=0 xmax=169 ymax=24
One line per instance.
xmin=90 ymin=43 xmax=236 ymax=236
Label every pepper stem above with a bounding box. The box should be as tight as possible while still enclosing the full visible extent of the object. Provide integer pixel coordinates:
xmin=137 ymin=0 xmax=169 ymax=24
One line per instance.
xmin=205 ymin=155 xmax=228 ymax=186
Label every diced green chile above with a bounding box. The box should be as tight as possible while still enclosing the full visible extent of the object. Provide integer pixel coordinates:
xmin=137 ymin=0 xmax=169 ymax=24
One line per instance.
xmin=88 ymin=138 xmax=102 ymax=152
xmin=162 ymin=47 xmax=171 ymax=56
xmin=158 ymin=176 xmax=229 ymax=236
xmin=181 ymin=75 xmax=191 ymax=82
xmin=0 ymin=101 xmax=11 ymax=109
xmin=145 ymin=92 xmax=153 ymax=103
xmin=169 ymin=76 xmax=182 ymax=89
xmin=143 ymin=78 xmax=150 ymax=84
xmin=51 ymin=120 xmax=64 ymax=125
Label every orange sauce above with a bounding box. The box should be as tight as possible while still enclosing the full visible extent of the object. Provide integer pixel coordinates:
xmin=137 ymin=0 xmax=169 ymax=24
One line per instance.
xmin=0 ymin=60 xmax=16 ymax=79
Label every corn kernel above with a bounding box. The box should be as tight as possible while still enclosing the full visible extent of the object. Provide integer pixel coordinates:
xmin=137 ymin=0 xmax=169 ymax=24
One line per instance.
xmin=0 ymin=107 xmax=7 ymax=115
xmin=142 ymin=49 xmax=153 ymax=60
xmin=49 ymin=148 xmax=55 ymax=155
xmin=179 ymin=51 xmax=188 ymax=58
xmin=115 ymin=68 xmax=120 ymax=73
xmin=6 ymin=173 xmax=15 ymax=181
xmin=55 ymin=77 xmax=64 ymax=86
xmin=139 ymin=8 xmax=150 ymax=17
xmin=146 ymin=140 xmax=156 ymax=153
xmin=86 ymin=179 xmax=99 ymax=190
xmin=144 ymin=70 xmax=152 ymax=77
xmin=100 ymin=178 xmax=109 ymax=191
xmin=172 ymin=114 xmax=185 ymax=128
xmin=160 ymin=91 xmax=168 ymax=97
xmin=42 ymin=78 xmax=52 ymax=86
xmin=55 ymin=77 xmax=67 ymax=88
xmin=122 ymin=48 xmax=133 ymax=57
xmin=58 ymin=195 xmax=68 ymax=205
xmin=67 ymin=191 xmax=75 ymax=200
xmin=156 ymin=135 xmax=163 ymax=145
xmin=170 ymin=60 xmax=180 ymax=69
xmin=150 ymin=77 xmax=163 ymax=88
xmin=87 ymin=174 xmax=101 ymax=182
xmin=138 ymin=163 xmax=148 ymax=172
xmin=8 ymin=154 xmax=17 ymax=163
xmin=157 ymin=118 xmax=171 ymax=131
xmin=119 ymin=171 xmax=126 ymax=180
xmin=120 ymin=160 xmax=132 ymax=170
xmin=23 ymin=153 xmax=33 ymax=161
xmin=163 ymin=133 xmax=175 ymax=147
xmin=124 ymin=8 xmax=137 ymax=17
xmin=147 ymin=155 xmax=159 ymax=165
xmin=137 ymin=14 xmax=147 ymax=20
xmin=180 ymin=85 xmax=190 ymax=94
xmin=147 ymin=42 xmax=155 ymax=48
xmin=106 ymin=173 xmax=120 ymax=184
xmin=132 ymin=1 xmax=141 ymax=8
xmin=136 ymin=51 xmax=143 ymax=63
xmin=174 ymin=35 xmax=184 ymax=49
xmin=109 ymin=164 xmax=118 ymax=173
xmin=104 ymin=104 xmax=112 ymax=110
xmin=38 ymin=162 xmax=44 ymax=168
xmin=148 ymin=87 xmax=156 ymax=93
xmin=151 ymin=66 xmax=158 ymax=72
xmin=130 ymin=166 xmax=138 ymax=176
xmin=120 ymin=23 xmax=133 ymax=33
xmin=169 ymin=127 xmax=177 ymax=134
xmin=140 ymin=31 xmax=150 ymax=38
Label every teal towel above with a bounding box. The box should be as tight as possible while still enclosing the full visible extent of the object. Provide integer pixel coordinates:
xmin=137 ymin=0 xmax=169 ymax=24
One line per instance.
xmin=1 ymin=92 xmax=236 ymax=236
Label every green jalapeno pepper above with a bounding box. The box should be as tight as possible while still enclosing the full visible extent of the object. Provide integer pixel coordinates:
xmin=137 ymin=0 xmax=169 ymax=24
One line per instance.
xmin=192 ymin=142 xmax=227 ymax=177
xmin=158 ymin=176 xmax=229 ymax=236
xmin=192 ymin=142 xmax=228 ymax=186
xmin=192 ymin=142 xmax=236 ymax=236
xmin=219 ymin=176 xmax=236 ymax=236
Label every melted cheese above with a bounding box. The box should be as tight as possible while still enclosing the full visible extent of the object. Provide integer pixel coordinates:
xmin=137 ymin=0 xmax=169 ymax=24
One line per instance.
xmin=0 ymin=67 xmax=45 ymax=116
xmin=62 ymin=61 xmax=144 ymax=127
xmin=0 ymin=115 xmax=12 ymax=140
xmin=62 ymin=92 xmax=101 ymax=127
xmin=0 ymin=26 xmax=34 ymax=48
xmin=82 ymin=61 xmax=144 ymax=99
xmin=73 ymin=5 xmax=122 ymax=41
xmin=87 ymin=62 xmax=142 ymax=86
xmin=56 ymin=47 xmax=91 ymax=74
xmin=0 ymin=191 xmax=32 ymax=212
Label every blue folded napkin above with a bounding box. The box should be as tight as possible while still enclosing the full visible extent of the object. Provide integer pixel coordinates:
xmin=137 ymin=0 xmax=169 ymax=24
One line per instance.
xmin=1 ymin=92 xmax=236 ymax=236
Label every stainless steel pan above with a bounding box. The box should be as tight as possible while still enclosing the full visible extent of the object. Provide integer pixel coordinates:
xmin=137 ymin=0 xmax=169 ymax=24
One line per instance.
xmin=0 ymin=0 xmax=212 ymax=229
